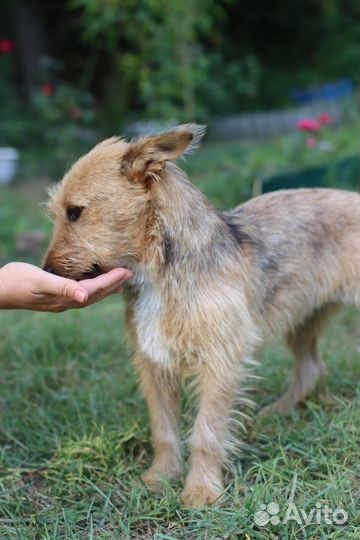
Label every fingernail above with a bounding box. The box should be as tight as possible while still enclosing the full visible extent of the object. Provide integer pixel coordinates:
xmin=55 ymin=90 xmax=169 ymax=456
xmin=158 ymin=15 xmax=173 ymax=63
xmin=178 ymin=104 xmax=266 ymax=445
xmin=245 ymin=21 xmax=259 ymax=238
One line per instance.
xmin=74 ymin=290 xmax=87 ymax=303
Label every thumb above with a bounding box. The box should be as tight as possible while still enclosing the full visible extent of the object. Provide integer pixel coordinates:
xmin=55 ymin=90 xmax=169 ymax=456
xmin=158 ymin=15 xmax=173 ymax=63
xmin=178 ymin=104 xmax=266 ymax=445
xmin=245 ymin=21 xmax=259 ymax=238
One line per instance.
xmin=41 ymin=272 xmax=89 ymax=303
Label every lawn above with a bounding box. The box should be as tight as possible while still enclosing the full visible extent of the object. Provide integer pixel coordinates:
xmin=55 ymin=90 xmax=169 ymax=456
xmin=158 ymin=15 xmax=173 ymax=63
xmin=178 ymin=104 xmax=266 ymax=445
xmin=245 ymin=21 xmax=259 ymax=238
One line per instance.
xmin=0 ymin=132 xmax=359 ymax=539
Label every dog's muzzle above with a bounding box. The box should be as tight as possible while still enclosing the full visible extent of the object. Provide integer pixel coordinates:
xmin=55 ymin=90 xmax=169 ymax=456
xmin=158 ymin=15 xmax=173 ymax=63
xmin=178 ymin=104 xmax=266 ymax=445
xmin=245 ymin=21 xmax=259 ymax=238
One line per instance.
xmin=43 ymin=265 xmax=58 ymax=275
xmin=43 ymin=262 xmax=103 ymax=280
xmin=80 ymin=264 xmax=103 ymax=279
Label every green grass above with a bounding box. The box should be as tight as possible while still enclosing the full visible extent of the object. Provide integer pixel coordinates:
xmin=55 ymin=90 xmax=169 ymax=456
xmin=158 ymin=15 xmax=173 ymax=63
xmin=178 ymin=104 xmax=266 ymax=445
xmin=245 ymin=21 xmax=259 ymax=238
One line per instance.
xmin=0 ymin=182 xmax=52 ymax=264
xmin=0 ymin=129 xmax=359 ymax=539
xmin=0 ymin=302 xmax=358 ymax=539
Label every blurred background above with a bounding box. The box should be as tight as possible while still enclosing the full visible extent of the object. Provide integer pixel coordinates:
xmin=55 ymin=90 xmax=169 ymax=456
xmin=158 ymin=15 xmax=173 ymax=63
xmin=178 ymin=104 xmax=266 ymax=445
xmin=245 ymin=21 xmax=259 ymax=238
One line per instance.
xmin=0 ymin=0 xmax=359 ymax=265
xmin=0 ymin=4 xmax=359 ymax=535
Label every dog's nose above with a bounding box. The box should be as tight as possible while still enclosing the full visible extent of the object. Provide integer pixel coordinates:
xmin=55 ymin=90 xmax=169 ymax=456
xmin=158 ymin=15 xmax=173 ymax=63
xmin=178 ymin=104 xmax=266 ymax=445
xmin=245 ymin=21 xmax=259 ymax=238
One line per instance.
xmin=43 ymin=265 xmax=58 ymax=275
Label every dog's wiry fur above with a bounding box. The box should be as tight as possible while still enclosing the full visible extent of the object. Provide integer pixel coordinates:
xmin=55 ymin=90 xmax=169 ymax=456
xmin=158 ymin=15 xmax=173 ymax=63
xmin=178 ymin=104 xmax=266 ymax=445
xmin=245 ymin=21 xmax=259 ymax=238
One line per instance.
xmin=44 ymin=125 xmax=360 ymax=507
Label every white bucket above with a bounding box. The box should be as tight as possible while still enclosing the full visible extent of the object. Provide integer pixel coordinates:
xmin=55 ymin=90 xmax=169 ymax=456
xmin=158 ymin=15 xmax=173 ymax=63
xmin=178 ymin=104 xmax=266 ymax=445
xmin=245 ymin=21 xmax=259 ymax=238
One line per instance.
xmin=0 ymin=147 xmax=19 ymax=185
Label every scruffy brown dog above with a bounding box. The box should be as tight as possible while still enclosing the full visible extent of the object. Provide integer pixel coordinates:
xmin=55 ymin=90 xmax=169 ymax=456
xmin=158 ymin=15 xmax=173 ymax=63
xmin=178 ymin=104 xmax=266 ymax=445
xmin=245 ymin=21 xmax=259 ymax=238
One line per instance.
xmin=44 ymin=125 xmax=360 ymax=508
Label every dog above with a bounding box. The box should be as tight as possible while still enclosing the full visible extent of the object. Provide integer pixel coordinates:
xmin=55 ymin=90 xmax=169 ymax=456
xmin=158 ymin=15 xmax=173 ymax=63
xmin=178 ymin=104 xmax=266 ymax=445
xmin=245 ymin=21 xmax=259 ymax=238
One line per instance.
xmin=43 ymin=124 xmax=360 ymax=508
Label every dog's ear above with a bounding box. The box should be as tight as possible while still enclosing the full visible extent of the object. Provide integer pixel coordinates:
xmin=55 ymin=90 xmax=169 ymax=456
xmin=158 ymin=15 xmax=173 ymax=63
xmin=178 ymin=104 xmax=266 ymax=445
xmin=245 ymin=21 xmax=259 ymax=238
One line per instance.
xmin=121 ymin=124 xmax=206 ymax=186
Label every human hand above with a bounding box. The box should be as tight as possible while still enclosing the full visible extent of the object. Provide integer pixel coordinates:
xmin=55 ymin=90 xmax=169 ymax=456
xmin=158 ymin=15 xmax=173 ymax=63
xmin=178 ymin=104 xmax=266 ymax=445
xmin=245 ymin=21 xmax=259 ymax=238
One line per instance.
xmin=0 ymin=262 xmax=132 ymax=312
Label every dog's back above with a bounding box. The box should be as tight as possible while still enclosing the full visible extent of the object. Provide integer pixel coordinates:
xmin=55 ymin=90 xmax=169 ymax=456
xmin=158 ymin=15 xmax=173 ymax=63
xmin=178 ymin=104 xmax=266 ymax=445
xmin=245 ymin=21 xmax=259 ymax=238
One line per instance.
xmin=223 ymin=188 xmax=360 ymax=338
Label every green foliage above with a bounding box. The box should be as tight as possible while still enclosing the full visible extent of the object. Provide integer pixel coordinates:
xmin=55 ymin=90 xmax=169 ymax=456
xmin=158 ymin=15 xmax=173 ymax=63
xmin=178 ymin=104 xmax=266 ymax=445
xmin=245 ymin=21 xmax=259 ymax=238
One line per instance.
xmin=69 ymin=0 xmax=243 ymax=123
xmin=1 ymin=0 xmax=359 ymax=152
xmin=1 ymin=0 xmax=359 ymax=143
xmin=223 ymin=0 xmax=360 ymax=109
xmin=312 ymin=0 xmax=360 ymax=81
xmin=197 ymin=53 xmax=261 ymax=115
xmin=0 ymin=56 xmax=97 ymax=177
xmin=67 ymin=0 xmax=360 ymax=123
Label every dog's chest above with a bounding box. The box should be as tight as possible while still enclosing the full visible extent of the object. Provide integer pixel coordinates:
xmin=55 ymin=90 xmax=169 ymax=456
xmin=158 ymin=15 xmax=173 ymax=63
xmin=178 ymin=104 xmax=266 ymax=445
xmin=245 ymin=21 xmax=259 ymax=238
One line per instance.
xmin=134 ymin=283 xmax=175 ymax=365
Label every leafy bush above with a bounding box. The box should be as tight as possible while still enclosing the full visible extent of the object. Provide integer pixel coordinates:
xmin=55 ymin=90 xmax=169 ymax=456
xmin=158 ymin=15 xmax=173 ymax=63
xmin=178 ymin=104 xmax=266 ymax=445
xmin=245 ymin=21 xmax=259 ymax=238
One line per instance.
xmin=0 ymin=52 xmax=97 ymax=177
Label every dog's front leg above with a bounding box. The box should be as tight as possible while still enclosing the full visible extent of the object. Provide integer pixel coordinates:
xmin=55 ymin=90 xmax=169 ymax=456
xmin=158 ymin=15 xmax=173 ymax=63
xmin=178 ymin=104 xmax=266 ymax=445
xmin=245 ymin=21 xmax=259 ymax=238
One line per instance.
xmin=182 ymin=362 xmax=242 ymax=508
xmin=135 ymin=354 xmax=182 ymax=490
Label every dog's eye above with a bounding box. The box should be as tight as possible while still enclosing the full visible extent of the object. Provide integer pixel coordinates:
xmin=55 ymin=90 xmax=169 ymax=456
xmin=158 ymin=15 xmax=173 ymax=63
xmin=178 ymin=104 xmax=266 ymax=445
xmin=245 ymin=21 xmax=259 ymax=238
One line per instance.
xmin=66 ymin=206 xmax=84 ymax=222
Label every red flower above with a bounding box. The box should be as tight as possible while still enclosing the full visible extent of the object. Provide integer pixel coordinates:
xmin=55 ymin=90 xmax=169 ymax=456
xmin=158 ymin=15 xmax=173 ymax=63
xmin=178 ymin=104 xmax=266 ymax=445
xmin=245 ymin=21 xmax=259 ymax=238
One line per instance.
xmin=318 ymin=112 xmax=332 ymax=125
xmin=41 ymin=83 xmax=55 ymax=97
xmin=0 ymin=39 xmax=14 ymax=53
xmin=297 ymin=118 xmax=321 ymax=132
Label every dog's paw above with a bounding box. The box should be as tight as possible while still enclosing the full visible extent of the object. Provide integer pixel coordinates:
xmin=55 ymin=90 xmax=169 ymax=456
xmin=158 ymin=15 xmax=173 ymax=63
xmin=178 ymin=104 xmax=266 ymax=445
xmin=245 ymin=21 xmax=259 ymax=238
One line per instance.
xmin=181 ymin=485 xmax=223 ymax=508
xmin=141 ymin=465 xmax=181 ymax=492
xmin=259 ymin=399 xmax=293 ymax=416
xmin=141 ymin=467 xmax=164 ymax=491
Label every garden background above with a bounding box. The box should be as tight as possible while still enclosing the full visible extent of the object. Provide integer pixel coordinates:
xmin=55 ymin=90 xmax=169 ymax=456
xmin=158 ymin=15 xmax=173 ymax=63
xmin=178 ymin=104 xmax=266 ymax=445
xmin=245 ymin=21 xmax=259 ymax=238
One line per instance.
xmin=0 ymin=1 xmax=359 ymax=539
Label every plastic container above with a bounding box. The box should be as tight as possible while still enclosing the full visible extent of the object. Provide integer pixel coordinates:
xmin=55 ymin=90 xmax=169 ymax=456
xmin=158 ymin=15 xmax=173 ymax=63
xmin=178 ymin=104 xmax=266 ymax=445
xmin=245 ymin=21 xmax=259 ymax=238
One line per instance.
xmin=0 ymin=147 xmax=19 ymax=185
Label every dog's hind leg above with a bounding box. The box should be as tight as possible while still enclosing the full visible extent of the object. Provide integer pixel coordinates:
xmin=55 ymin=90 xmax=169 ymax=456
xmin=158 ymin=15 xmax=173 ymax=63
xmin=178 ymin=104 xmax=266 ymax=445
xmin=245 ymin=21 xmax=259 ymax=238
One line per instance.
xmin=135 ymin=354 xmax=182 ymax=489
xmin=260 ymin=304 xmax=340 ymax=416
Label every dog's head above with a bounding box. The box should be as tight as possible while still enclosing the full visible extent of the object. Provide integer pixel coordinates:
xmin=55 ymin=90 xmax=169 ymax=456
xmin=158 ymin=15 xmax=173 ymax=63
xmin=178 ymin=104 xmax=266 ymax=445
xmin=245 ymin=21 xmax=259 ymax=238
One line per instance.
xmin=43 ymin=124 xmax=205 ymax=280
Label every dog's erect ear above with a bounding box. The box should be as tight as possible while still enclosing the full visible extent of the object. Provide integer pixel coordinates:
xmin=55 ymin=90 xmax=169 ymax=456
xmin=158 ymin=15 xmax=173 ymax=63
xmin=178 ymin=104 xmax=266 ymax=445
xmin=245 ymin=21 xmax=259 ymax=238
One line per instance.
xmin=121 ymin=124 xmax=206 ymax=185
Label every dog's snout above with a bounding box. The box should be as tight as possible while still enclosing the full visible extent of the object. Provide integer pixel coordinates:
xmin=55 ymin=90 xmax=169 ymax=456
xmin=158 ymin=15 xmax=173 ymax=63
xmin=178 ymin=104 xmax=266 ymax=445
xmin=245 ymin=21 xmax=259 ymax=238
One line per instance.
xmin=43 ymin=265 xmax=58 ymax=275
xmin=81 ymin=263 xmax=103 ymax=279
